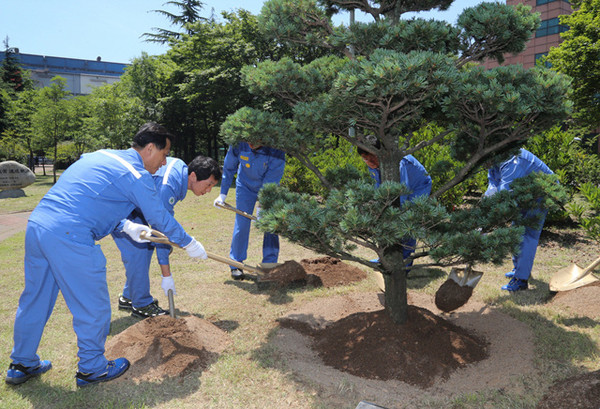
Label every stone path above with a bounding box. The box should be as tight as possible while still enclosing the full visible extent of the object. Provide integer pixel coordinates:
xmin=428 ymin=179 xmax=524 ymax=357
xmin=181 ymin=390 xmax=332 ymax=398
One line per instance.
xmin=0 ymin=211 xmax=31 ymax=242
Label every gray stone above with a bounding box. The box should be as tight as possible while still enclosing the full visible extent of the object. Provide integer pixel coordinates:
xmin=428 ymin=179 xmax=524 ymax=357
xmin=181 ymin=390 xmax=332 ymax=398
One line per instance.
xmin=0 ymin=189 xmax=26 ymax=199
xmin=0 ymin=161 xmax=36 ymax=190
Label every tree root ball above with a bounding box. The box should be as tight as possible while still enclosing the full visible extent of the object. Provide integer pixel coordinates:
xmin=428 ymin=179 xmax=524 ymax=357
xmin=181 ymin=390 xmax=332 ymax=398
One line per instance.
xmin=435 ymin=279 xmax=474 ymax=312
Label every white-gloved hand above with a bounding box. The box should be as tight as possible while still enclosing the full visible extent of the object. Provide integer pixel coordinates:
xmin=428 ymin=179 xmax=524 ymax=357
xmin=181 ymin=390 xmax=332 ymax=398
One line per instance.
xmin=213 ymin=194 xmax=227 ymax=208
xmin=256 ymin=204 xmax=262 ymax=220
xmin=122 ymin=220 xmax=151 ymax=243
xmin=184 ymin=237 xmax=207 ymax=259
xmin=161 ymin=275 xmax=176 ymax=296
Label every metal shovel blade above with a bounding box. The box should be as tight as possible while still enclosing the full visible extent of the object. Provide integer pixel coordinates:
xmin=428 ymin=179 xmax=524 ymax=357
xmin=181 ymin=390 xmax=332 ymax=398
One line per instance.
xmin=549 ymin=255 xmax=600 ymax=292
xmin=448 ymin=266 xmax=483 ymax=288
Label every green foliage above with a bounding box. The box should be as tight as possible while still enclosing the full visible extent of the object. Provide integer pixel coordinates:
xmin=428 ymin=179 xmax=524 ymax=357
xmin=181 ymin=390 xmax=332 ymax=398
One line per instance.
xmin=526 ymin=126 xmax=600 ymax=193
xmin=280 ymin=137 xmax=369 ymax=195
xmin=571 ymin=182 xmax=600 ymax=242
xmin=546 ymin=0 xmax=600 ymax=128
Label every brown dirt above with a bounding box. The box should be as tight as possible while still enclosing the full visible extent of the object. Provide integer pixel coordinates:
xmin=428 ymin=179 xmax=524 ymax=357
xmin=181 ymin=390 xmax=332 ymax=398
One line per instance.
xmin=259 ymin=256 xmax=367 ymax=288
xmin=537 ymin=368 xmax=600 ymax=409
xmin=105 ymin=315 xmax=230 ymax=383
xmin=273 ymin=291 xmax=535 ymax=406
xmin=549 ymin=280 xmax=600 ymax=318
xmin=434 ymin=279 xmax=474 ymax=312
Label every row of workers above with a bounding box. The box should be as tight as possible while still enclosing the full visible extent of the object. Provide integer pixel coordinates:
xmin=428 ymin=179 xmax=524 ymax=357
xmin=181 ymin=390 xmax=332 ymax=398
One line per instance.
xmin=5 ymin=121 xmax=551 ymax=387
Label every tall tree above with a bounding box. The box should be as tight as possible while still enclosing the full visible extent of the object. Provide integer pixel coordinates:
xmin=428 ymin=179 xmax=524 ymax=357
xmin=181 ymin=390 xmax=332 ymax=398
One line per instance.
xmin=220 ymin=0 xmax=571 ymax=324
xmin=547 ymin=0 xmax=600 ymax=129
xmin=32 ymin=76 xmax=72 ymax=183
xmin=142 ymin=0 xmax=207 ymax=44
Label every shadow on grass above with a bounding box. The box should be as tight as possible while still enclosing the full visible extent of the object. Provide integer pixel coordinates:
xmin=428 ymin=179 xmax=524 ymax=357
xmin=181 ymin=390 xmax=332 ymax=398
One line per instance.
xmin=406 ymin=267 xmax=447 ymax=290
xmin=223 ymin=277 xmax=321 ymax=305
xmin=10 ymin=370 xmax=203 ymax=409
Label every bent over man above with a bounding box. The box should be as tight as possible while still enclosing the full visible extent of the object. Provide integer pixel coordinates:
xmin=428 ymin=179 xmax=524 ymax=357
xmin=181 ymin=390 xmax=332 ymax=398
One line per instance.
xmin=113 ymin=155 xmax=221 ymax=318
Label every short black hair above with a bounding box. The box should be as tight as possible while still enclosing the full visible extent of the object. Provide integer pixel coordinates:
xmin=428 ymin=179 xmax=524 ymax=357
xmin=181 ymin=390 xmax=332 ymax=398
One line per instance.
xmin=188 ymin=155 xmax=221 ymax=182
xmin=131 ymin=122 xmax=174 ymax=150
xmin=357 ymin=135 xmax=381 ymax=156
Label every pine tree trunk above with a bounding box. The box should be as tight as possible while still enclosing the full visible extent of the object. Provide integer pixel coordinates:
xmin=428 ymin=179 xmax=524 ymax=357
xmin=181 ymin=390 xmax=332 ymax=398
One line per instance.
xmin=382 ymin=246 xmax=408 ymax=324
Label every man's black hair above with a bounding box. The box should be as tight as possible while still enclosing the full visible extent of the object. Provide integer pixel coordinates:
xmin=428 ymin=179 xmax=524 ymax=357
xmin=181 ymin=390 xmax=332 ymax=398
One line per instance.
xmin=188 ymin=155 xmax=222 ymax=182
xmin=357 ymin=135 xmax=381 ymax=156
xmin=131 ymin=122 xmax=174 ymax=150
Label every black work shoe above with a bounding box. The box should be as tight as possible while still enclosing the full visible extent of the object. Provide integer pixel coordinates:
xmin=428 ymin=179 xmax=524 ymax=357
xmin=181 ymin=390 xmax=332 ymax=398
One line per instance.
xmin=131 ymin=302 xmax=168 ymax=319
xmin=118 ymin=294 xmax=158 ymax=311
xmin=231 ymin=268 xmax=245 ymax=280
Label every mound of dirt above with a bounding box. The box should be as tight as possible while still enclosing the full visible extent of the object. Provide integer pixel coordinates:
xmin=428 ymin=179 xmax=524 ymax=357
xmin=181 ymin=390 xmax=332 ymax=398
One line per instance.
xmin=260 ymin=256 xmax=367 ymax=288
xmin=537 ymin=368 xmax=600 ymax=409
xmin=281 ymin=306 xmax=488 ymax=388
xmin=273 ymin=292 xmax=535 ymax=405
xmin=105 ymin=315 xmax=230 ymax=382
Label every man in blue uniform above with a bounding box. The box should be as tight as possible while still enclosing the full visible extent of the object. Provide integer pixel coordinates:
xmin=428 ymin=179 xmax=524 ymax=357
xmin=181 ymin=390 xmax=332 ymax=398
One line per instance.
xmin=6 ymin=122 xmax=208 ymax=387
xmin=357 ymin=145 xmax=432 ymax=269
xmin=485 ymin=148 xmax=554 ymax=292
xmin=214 ymin=142 xmax=286 ymax=280
xmin=113 ymin=155 xmax=221 ymax=318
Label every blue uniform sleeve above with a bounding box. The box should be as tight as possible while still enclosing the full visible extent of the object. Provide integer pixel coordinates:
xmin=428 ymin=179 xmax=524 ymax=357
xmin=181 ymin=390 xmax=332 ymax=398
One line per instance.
xmin=263 ymin=154 xmax=286 ymax=186
xmin=220 ymin=145 xmax=239 ymax=196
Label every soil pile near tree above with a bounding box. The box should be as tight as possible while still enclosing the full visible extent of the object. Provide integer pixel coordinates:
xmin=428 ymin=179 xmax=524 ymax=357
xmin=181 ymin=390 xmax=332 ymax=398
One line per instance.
xmin=435 ymin=279 xmax=474 ymax=312
xmin=273 ymin=291 xmax=535 ymax=406
xmin=259 ymin=256 xmax=367 ymax=288
xmin=536 ymin=368 xmax=600 ymax=409
xmin=105 ymin=315 xmax=230 ymax=383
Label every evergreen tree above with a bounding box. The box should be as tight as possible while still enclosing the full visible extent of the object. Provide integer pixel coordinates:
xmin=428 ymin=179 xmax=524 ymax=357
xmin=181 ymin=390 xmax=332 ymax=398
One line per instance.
xmin=142 ymin=0 xmax=207 ymax=44
xmin=220 ymin=0 xmax=571 ymax=324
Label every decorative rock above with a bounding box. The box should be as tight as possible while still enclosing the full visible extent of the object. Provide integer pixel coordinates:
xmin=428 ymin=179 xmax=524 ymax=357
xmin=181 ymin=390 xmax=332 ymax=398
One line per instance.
xmin=0 ymin=161 xmax=35 ymax=191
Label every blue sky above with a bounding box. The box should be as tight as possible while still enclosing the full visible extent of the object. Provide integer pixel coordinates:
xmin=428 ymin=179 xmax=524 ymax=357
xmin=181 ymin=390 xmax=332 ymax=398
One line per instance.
xmin=1 ymin=0 xmax=484 ymax=64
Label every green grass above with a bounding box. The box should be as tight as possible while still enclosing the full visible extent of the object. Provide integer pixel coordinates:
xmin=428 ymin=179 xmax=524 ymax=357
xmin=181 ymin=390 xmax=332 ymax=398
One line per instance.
xmin=1 ymin=178 xmax=599 ymax=408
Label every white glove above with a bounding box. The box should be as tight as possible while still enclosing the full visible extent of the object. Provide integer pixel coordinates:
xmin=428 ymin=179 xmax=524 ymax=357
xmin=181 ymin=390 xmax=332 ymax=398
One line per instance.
xmin=161 ymin=275 xmax=176 ymax=296
xmin=122 ymin=220 xmax=151 ymax=243
xmin=256 ymin=205 xmax=262 ymax=220
xmin=184 ymin=237 xmax=207 ymax=259
xmin=213 ymin=194 xmax=227 ymax=208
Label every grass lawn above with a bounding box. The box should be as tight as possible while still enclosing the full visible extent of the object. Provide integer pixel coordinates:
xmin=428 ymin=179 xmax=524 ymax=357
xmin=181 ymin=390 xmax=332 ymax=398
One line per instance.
xmin=0 ymin=175 xmax=599 ymax=408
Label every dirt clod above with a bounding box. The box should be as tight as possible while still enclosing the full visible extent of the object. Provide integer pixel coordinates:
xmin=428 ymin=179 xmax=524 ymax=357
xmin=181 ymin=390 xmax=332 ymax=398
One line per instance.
xmin=435 ymin=279 xmax=474 ymax=312
xmin=537 ymin=368 xmax=600 ymax=409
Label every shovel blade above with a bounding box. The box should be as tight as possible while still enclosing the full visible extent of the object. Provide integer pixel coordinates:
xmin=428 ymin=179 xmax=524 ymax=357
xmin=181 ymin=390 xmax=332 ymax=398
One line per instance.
xmin=449 ymin=267 xmax=483 ymax=288
xmin=549 ymin=263 xmax=600 ymax=292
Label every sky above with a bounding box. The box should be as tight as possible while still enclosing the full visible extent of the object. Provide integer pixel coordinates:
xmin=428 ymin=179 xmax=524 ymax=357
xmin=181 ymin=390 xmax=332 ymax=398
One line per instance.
xmin=0 ymin=0 xmax=485 ymax=64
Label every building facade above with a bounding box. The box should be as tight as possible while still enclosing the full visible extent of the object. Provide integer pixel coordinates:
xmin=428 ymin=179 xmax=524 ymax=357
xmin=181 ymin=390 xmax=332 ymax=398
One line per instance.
xmin=0 ymin=51 xmax=128 ymax=95
xmin=484 ymin=0 xmax=573 ymax=69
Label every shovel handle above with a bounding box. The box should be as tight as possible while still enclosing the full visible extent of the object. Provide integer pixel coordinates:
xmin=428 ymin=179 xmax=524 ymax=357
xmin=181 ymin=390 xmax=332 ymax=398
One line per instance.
xmin=140 ymin=229 xmax=264 ymax=274
xmin=167 ymin=289 xmax=176 ymax=318
xmin=582 ymin=255 xmax=600 ymax=275
xmin=205 ymin=251 xmax=263 ymax=274
xmin=217 ymin=202 xmax=258 ymax=221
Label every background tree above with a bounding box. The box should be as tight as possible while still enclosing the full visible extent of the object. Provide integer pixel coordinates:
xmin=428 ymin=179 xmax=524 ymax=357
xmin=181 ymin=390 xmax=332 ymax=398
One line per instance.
xmin=220 ymin=0 xmax=571 ymax=324
xmin=142 ymin=0 xmax=207 ymax=44
xmin=32 ymin=76 xmax=72 ymax=183
xmin=547 ymin=0 xmax=600 ymax=129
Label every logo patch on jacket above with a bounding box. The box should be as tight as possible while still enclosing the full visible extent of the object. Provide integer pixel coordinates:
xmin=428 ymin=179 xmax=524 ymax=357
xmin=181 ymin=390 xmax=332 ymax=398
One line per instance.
xmin=169 ymin=197 xmax=175 ymax=205
xmin=240 ymin=155 xmax=249 ymax=161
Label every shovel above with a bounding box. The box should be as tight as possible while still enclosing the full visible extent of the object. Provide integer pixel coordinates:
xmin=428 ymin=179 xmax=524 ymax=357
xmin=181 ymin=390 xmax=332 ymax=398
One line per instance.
xmin=167 ymin=289 xmax=176 ymax=318
xmin=448 ymin=265 xmax=483 ymax=288
xmin=549 ymin=255 xmax=600 ymax=292
xmin=140 ymin=229 xmax=268 ymax=276
xmin=216 ymin=201 xmax=257 ymax=221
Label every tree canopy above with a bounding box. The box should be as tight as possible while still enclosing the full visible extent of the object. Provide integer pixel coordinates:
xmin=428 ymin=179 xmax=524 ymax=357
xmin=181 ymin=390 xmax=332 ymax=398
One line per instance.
xmin=220 ymin=0 xmax=571 ymax=323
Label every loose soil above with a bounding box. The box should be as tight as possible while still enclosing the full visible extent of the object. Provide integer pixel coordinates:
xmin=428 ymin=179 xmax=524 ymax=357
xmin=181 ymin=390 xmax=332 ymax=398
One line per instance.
xmin=434 ymin=278 xmax=474 ymax=312
xmin=536 ymin=368 xmax=600 ymax=409
xmin=105 ymin=315 xmax=230 ymax=383
xmin=259 ymin=256 xmax=367 ymax=288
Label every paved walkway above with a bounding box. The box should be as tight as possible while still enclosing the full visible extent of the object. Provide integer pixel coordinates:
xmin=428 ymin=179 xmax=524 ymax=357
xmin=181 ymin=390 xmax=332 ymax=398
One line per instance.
xmin=0 ymin=211 xmax=31 ymax=242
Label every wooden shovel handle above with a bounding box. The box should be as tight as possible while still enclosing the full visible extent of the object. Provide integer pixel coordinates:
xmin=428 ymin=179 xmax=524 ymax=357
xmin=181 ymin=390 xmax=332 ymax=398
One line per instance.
xmin=582 ymin=255 xmax=600 ymax=275
xmin=217 ymin=202 xmax=258 ymax=221
xmin=141 ymin=229 xmax=263 ymax=274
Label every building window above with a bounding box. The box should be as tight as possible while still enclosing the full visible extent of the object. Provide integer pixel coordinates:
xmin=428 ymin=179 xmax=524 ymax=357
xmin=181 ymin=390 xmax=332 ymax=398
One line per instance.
xmin=536 ymin=18 xmax=569 ymax=37
xmin=535 ymin=52 xmax=552 ymax=68
xmin=536 ymin=0 xmax=569 ymax=5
